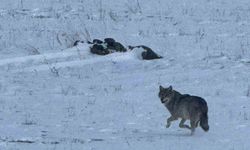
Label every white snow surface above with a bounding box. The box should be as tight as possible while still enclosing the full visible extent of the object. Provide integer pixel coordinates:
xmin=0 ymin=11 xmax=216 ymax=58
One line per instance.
xmin=0 ymin=0 xmax=250 ymax=150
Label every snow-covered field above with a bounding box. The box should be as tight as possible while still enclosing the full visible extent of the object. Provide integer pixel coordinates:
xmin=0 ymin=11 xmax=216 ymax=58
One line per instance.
xmin=0 ymin=0 xmax=250 ymax=150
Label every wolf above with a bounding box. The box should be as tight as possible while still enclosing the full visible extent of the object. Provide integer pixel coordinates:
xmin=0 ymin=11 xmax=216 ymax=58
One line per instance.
xmin=158 ymin=85 xmax=209 ymax=135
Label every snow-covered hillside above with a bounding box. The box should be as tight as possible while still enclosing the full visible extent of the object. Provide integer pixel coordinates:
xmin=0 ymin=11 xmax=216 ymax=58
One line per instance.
xmin=0 ymin=0 xmax=250 ymax=150
xmin=1 ymin=0 xmax=250 ymax=60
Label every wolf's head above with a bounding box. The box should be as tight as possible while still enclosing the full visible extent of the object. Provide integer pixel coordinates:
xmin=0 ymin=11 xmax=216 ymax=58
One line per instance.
xmin=158 ymin=85 xmax=173 ymax=104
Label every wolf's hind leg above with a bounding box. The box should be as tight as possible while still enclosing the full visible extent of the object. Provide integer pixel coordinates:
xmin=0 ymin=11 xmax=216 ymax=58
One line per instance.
xmin=190 ymin=120 xmax=197 ymax=135
xmin=195 ymin=120 xmax=199 ymax=127
xmin=179 ymin=119 xmax=191 ymax=129
xmin=166 ymin=116 xmax=177 ymax=128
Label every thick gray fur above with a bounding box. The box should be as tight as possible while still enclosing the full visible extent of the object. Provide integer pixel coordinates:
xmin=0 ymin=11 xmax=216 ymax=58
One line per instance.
xmin=158 ymin=85 xmax=209 ymax=135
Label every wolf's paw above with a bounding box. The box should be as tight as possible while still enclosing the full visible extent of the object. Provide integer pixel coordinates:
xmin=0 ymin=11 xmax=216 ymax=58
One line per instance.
xmin=166 ymin=124 xmax=170 ymax=128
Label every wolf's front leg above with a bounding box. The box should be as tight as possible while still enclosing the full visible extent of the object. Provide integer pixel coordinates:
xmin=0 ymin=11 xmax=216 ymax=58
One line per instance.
xmin=166 ymin=116 xmax=177 ymax=128
xmin=179 ymin=119 xmax=191 ymax=129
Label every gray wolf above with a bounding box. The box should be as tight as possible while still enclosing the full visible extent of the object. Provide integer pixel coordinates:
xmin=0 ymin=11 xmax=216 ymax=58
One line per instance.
xmin=158 ymin=85 xmax=209 ymax=135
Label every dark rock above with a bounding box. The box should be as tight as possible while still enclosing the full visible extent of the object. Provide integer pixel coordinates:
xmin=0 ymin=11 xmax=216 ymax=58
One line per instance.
xmin=104 ymin=38 xmax=116 ymax=47
xmin=93 ymin=39 xmax=103 ymax=44
xmin=142 ymin=49 xmax=162 ymax=60
xmin=128 ymin=45 xmax=135 ymax=50
xmin=142 ymin=48 xmax=162 ymax=60
xmin=129 ymin=45 xmax=163 ymax=60
xmin=113 ymin=42 xmax=127 ymax=52
xmin=90 ymin=44 xmax=109 ymax=55
xmin=89 ymin=38 xmax=162 ymax=60
xmin=87 ymin=41 xmax=93 ymax=44
xmin=73 ymin=40 xmax=84 ymax=46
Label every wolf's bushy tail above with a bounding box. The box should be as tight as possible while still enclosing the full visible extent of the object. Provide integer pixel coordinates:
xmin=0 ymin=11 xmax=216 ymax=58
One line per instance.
xmin=200 ymin=112 xmax=209 ymax=132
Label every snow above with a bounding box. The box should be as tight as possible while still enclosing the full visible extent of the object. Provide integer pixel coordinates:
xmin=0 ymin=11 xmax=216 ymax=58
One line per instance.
xmin=0 ymin=0 xmax=250 ymax=150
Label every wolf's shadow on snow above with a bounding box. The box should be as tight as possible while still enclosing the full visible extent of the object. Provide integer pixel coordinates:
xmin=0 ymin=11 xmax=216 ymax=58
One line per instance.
xmin=125 ymin=129 xmax=195 ymax=139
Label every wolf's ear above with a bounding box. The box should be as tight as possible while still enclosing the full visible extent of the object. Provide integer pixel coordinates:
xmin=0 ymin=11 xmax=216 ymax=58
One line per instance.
xmin=159 ymin=85 xmax=164 ymax=91
xmin=168 ymin=85 xmax=173 ymax=91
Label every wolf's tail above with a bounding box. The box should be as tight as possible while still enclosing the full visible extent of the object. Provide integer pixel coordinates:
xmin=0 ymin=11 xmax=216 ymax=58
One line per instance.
xmin=200 ymin=112 xmax=209 ymax=132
